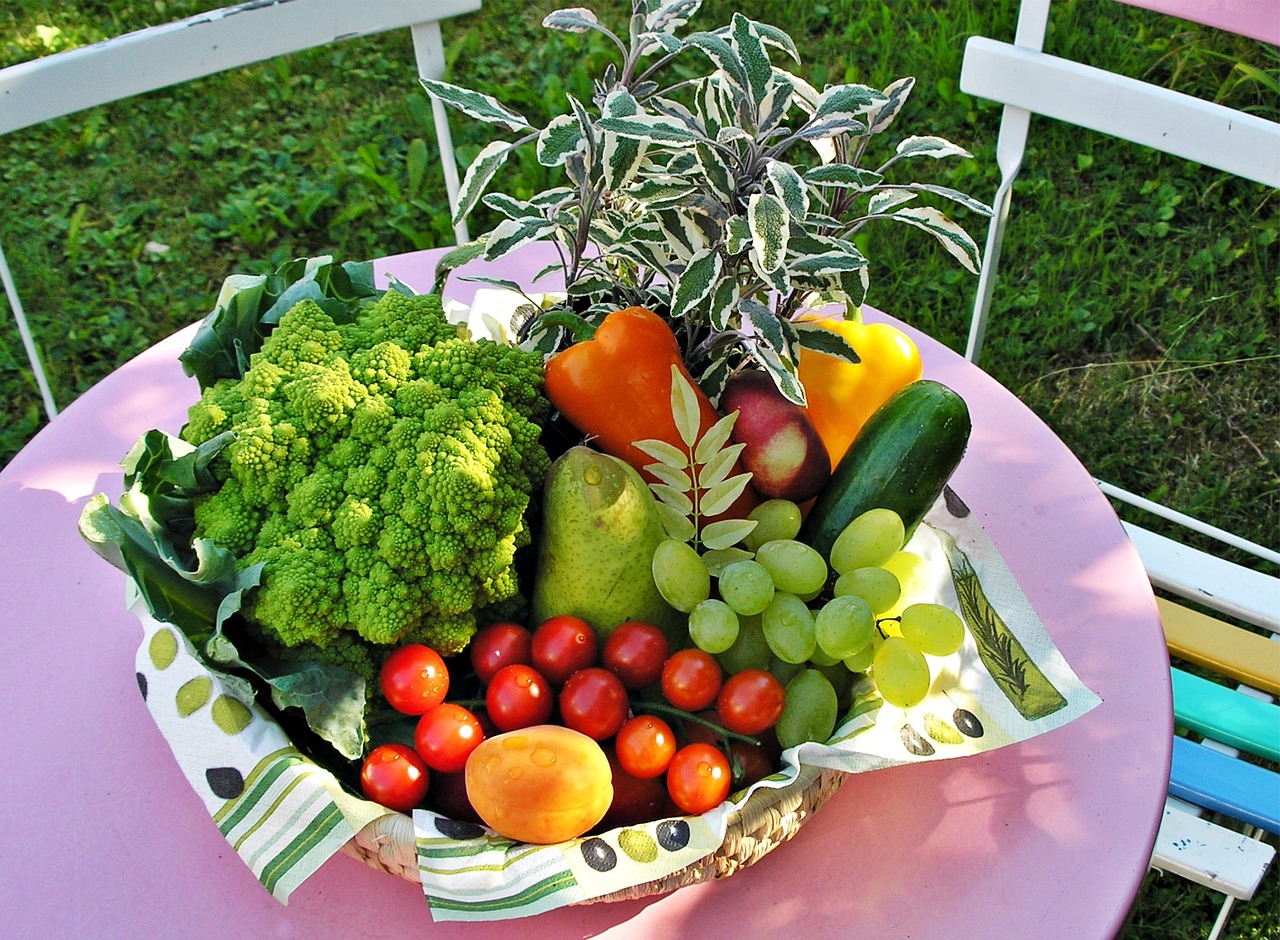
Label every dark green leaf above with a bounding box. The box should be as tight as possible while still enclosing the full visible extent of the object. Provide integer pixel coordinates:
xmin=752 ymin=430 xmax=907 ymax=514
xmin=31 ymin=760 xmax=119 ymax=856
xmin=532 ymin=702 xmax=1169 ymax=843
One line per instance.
xmin=265 ymin=661 xmax=368 ymax=761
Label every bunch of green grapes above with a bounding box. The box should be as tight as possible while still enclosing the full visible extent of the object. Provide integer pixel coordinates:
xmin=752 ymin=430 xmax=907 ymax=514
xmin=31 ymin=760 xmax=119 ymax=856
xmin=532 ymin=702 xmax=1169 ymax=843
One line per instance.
xmin=650 ymin=501 xmax=968 ymax=747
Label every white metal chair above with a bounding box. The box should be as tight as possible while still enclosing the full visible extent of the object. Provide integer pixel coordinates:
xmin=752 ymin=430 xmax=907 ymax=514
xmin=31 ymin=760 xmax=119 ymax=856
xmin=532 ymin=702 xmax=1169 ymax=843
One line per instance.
xmin=959 ymin=1 xmax=1280 ymax=935
xmin=0 ymin=0 xmax=481 ymax=419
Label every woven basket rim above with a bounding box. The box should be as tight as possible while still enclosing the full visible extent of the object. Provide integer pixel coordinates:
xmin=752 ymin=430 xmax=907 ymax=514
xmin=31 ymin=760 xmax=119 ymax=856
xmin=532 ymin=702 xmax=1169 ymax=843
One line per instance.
xmin=341 ymin=763 xmax=847 ymax=904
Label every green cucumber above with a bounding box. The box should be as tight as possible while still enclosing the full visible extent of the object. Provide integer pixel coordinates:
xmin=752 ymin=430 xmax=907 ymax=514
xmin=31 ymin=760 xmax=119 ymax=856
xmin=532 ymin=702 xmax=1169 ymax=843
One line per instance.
xmin=799 ymin=379 xmax=971 ymax=558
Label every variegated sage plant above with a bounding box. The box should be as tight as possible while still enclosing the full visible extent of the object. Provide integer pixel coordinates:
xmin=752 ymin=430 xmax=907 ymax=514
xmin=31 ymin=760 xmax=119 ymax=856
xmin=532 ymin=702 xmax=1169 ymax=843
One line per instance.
xmin=425 ymin=0 xmax=989 ymax=404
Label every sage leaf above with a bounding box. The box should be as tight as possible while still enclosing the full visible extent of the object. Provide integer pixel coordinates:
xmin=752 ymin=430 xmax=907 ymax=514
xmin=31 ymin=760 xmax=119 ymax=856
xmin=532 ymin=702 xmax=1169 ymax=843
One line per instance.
xmin=453 ymin=140 xmax=515 ymax=226
xmin=747 ymin=192 xmax=789 ymax=272
xmin=670 ymin=247 xmax=723 ymax=320
xmin=537 ymin=113 xmax=584 ymax=167
xmin=483 ymin=216 xmax=558 ymax=261
xmin=730 ymin=13 xmax=771 ymax=108
xmin=889 ymin=206 xmax=981 ymax=273
xmin=869 ymin=76 xmax=915 ymax=134
xmin=542 ymin=8 xmax=601 ymax=33
xmin=766 ymin=160 xmax=809 ymax=220
xmin=804 ymin=163 xmax=884 ymax=190
xmin=895 ymin=135 xmax=974 ymax=160
xmin=421 ymin=80 xmax=532 ymax=132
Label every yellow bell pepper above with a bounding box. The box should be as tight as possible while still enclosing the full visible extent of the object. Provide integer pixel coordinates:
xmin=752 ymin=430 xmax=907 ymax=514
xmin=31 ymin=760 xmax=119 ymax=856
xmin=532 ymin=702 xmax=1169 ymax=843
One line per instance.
xmin=797 ymin=314 xmax=923 ymax=471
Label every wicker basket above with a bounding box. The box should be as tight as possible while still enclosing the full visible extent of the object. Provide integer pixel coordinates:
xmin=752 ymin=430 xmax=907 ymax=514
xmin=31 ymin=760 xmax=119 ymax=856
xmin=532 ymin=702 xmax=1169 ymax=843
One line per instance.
xmin=340 ymin=763 xmax=847 ymax=903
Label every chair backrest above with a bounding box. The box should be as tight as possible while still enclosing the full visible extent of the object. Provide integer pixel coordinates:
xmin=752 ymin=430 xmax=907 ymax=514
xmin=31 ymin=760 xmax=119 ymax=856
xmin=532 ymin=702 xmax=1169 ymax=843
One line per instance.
xmin=959 ymin=4 xmax=1280 ymax=933
xmin=957 ymin=0 xmax=1280 ymax=617
xmin=0 ymin=0 xmax=481 ymax=418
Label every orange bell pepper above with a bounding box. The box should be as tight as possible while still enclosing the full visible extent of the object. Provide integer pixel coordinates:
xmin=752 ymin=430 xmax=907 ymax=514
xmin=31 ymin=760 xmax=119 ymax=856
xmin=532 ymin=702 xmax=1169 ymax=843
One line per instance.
xmin=544 ymin=306 xmax=757 ymax=518
xmin=797 ymin=314 xmax=923 ymax=471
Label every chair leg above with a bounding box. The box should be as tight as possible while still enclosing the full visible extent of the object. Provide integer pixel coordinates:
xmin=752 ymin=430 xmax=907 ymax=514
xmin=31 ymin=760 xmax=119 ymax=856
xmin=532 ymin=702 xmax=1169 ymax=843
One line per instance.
xmin=1206 ymin=892 xmax=1236 ymax=940
xmin=410 ymin=20 xmax=470 ymax=245
xmin=0 ymin=238 xmax=58 ymax=419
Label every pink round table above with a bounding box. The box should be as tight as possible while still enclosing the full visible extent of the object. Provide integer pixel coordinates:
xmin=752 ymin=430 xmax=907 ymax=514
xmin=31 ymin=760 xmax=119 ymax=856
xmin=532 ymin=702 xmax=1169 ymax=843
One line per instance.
xmin=0 ymin=244 xmax=1171 ymax=938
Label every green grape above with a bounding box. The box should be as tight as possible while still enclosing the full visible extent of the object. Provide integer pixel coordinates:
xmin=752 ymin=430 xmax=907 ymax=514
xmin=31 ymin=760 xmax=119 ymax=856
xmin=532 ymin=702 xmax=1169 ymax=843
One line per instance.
xmin=833 ymin=566 xmax=901 ymax=614
xmin=768 ymin=655 xmax=804 ymax=687
xmin=872 ymin=636 xmax=932 ymax=708
xmin=811 ymin=660 xmax=853 ymax=705
xmin=755 ymin=539 xmax=828 ymax=596
xmin=743 ymin=499 xmax=803 ymax=551
xmin=776 ymin=669 xmax=839 ymax=749
xmin=651 ymin=538 xmax=711 ymax=613
xmin=689 ymin=599 xmax=740 ymax=654
xmin=808 ymin=645 xmax=842 ymax=667
xmin=842 ymin=643 xmax=875 ymax=674
xmin=718 ymin=560 xmax=775 ymax=616
xmin=761 ymin=592 xmax=817 ymax=664
xmin=718 ymin=614 xmax=771 ymax=673
xmin=814 ymin=594 xmax=875 ymax=660
xmin=900 ymin=603 xmax=966 ymax=656
xmin=829 ymin=508 xmax=906 ymax=574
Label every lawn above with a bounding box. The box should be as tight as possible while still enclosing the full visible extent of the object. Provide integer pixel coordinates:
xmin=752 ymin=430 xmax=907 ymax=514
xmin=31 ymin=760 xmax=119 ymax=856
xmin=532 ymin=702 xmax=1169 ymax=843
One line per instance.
xmin=1 ymin=1 xmax=1276 ymax=936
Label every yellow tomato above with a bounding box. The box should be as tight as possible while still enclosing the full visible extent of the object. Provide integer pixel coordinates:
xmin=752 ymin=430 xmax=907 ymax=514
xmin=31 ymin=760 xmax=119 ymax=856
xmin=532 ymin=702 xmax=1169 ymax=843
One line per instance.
xmin=464 ymin=725 xmax=613 ymax=844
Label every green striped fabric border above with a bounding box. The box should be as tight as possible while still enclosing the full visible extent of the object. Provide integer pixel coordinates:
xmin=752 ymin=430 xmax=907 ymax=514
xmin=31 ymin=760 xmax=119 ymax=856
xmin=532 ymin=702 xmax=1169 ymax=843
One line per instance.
xmin=212 ymin=748 xmax=356 ymax=901
xmin=417 ymin=827 xmax=583 ymax=918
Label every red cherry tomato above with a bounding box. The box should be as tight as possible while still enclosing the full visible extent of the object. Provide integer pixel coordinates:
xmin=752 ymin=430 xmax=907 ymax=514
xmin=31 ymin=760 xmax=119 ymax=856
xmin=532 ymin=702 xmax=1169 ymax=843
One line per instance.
xmin=469 ymin=621 xmax=533 ymax=685
xmin=602 ymin=621 xmax=670 ymax=690
xmin=666 ymin=743 xmax=732 ymax=815
xmin=715 ymin=668 xmax=786 ymax=735
xmin=615 ymin=714 xmax=677 ymax=779
xmin=485 ymin=663 xmax=555 ymax=731
xmin=598 ymin=746 xmax=670 ymax=831
xmin=728 ymin=740 xmax=777 ymax=789
xmin=531 ymin=614 xmax=599 ymax=685
xmin=428 ymin=770 xmax=481 ymax=824
xmin=360 ymin=743 xmax=430 ymax=812
xmin=379 ymin=644 xmax=450 ymax=716
xmin=661 ymin=648 xmax=723 ymax=712
xmin=414 ymin=703 xmax=486 ymax=773
xmin=558 ymin=667 xmax=629 ymax=741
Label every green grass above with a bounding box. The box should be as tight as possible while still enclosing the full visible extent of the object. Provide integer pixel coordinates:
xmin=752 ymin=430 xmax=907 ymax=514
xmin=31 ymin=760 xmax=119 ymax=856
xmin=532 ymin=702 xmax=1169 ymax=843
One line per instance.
xmin=1 ymin=2 xmax=1276 ymax=935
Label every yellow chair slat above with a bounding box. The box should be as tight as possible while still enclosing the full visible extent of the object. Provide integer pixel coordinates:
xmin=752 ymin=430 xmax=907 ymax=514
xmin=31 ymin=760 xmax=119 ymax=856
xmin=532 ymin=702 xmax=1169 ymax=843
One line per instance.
xmin=1159 ymin=597 xmax=1280 ymax=696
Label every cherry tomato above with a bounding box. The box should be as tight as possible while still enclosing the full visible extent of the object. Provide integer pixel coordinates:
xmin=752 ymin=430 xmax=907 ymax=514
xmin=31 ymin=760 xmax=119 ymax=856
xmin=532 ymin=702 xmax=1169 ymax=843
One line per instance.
xmin=379 ymin=644 xmax=450 ymax=716
xmin=485 ymin=663 xmax=555 ymax=731
xmin=414 ymin=703 xmax=486 ymax=773
xmin=615 ymin=714 xmax=676 ymax=779
xmin=360 ymin=743 xmax=430 ymax=812
xmin=558 ymin=667 xmax=629 ymax=741
xmin=661 ymin=648 xmax=723 ymax=712
xmin=666 ymin=743 xmax=732 ymax=815
xmin=602 ymin=621 xmax=670 ymax=690
xmin=715 ymin=668 xmax=786 ymax=735
xmin=469 ymin=621 xmax=533 ymax=685
xmin=598 ymin=746 xmax=669 ymax=831
xmin=531 ymin=615 xmax=598 ymax=685
xmin=428 ymin=770 xmax=481 ymax=824
xmin=728 ymin=740 xmax=777 ymax=789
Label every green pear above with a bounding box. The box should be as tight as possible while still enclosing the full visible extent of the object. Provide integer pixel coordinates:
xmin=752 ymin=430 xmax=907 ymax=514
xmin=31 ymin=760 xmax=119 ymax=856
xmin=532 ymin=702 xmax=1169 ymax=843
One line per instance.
xmin=531 ymin=446 xmax=684 ymax=642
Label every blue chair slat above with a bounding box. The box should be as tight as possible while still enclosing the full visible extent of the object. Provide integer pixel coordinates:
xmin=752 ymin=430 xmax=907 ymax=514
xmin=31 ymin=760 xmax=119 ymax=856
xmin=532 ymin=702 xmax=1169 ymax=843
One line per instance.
xmin=1169 ymin=736 xmax=1280 ymax=835
xmin=1172 ymin=668 xmax=1280 ymax=763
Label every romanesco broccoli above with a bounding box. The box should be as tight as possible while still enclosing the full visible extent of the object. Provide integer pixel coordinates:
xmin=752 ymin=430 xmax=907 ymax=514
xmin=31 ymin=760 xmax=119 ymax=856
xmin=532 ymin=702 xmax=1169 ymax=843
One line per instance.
xmin=183 ymin=290 xmax=549 ymax=670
